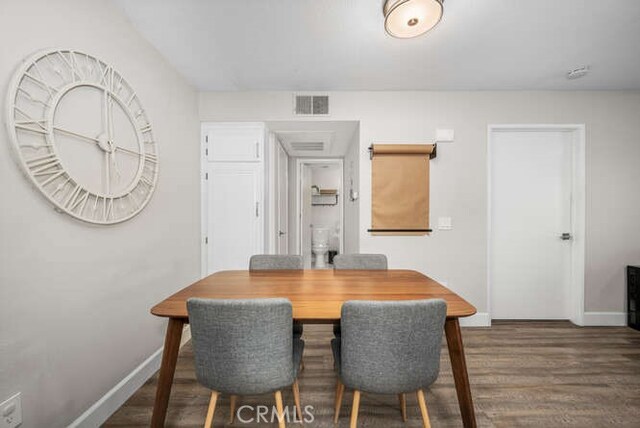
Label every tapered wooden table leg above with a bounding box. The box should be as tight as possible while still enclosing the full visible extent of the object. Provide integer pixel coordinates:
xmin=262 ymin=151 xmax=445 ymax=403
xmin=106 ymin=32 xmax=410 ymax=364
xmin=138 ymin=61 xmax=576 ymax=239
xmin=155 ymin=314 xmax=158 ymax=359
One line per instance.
xmin=150 ymin=317 xmax=185 ymax=427
xmin=444 ymin=318 xmax=476 ymax=428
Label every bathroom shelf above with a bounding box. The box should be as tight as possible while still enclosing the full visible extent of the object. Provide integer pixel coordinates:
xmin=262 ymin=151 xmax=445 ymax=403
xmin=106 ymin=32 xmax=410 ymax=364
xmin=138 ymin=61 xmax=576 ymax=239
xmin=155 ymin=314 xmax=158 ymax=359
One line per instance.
xmin=312 ymin=194 xmax=339 ymax=206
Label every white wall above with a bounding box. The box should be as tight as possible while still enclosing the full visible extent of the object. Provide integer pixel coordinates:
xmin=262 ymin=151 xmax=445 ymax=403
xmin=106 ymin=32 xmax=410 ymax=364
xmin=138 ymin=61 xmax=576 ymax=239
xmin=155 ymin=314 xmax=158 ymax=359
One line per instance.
xmin=0 ymin=1 xmax=200 ymax=426
xmin=199 ymin=90 xmax=640 ymax=315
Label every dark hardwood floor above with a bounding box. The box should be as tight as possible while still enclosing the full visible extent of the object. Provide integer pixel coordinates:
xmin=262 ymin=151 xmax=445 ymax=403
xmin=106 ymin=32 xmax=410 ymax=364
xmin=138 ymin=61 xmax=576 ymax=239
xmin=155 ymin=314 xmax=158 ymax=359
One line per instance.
xmin=105 ymin=322 xmax=640 ymax=427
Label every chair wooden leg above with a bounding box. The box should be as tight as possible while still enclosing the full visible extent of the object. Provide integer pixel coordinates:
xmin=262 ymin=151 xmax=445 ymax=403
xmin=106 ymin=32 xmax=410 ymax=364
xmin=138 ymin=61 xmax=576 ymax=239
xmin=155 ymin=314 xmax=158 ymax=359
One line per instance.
xmin=292 ymin=380 xmax=303 ymax=424
xmin=350 ymin=390 xmax=361 ymax=428
xmin=204 ymin=391 xmax=218 ymax=428
xmin=416 ymin=390 xmax=431 ymax=428
xmin=229 ymin=395 xmax=237 ymax=424
xmin=334 ymin=379 xmax=345 ymax=423
xmin=274 ymin=390 xmax=286 ymax=428
xmin=399 ymin=393 xmax=407 ymax=422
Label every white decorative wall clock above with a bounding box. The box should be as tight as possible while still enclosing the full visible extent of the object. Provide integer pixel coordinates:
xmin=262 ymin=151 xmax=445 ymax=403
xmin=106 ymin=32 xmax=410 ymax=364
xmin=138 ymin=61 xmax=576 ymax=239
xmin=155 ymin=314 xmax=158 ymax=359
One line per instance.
xmin=5 ymin=49 xmax=159 ymax=224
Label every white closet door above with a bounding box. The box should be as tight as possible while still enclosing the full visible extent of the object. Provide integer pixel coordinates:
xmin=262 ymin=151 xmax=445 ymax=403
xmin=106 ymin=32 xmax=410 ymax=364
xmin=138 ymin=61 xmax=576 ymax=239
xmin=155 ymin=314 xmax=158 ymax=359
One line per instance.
xmin=207 ymin=126 xmax=262 ymax=162
xmin=207 ymin=163 xmax=262 ymax=273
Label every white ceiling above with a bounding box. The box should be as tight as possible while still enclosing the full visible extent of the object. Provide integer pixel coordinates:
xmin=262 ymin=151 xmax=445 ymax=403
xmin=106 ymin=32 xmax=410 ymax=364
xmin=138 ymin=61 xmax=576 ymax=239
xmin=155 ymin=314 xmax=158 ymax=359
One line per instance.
xmin=267 ymin=121 xmax=359 ymax=157
xmin=113 ymin=0 xmax=640 ymax=91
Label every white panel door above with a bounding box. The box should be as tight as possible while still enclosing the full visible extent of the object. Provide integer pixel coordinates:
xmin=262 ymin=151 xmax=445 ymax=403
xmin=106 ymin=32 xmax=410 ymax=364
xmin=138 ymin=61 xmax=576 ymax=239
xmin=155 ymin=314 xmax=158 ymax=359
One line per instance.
xmin=207 ymin=163 xmax=262 ymax=273
xmin=207 ymin=126 xmax=262 ymax=162
xmin=490 ymin=130 xmax=573 ymax=319
xmin=276 ymin=143 xmax=289 ymax=254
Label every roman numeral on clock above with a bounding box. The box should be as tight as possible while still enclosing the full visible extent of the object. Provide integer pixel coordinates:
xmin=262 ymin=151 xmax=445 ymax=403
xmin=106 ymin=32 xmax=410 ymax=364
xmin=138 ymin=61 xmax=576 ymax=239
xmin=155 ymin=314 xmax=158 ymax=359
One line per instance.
xmin=144 ymin=152 xmax=158 ymax=164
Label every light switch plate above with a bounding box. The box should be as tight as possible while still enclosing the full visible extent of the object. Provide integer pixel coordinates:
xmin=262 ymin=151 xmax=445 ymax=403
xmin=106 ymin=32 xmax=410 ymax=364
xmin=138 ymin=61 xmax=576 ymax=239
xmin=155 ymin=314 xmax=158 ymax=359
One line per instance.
xmin=0 ymin=393 xmax=22 ymax=428
xmin=437 ymin=217 xmax=452 ymax=230
xmin=435 ymin=128 xmax=455 ymax=142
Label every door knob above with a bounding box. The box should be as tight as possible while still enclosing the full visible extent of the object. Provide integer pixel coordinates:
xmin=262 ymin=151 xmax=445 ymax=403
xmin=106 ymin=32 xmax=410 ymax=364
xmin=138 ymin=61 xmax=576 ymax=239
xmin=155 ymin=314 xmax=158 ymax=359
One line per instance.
xmin=560 ymin=232 xmax=572 ymax=240
xmin=278 ymin=231 xmax=287 ymax=236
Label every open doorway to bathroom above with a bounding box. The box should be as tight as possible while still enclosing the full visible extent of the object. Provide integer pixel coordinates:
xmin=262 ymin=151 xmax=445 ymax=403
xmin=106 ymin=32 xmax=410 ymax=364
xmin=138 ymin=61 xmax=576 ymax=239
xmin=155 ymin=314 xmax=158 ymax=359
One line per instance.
xmin=266 ymin=120 xmax=360 ymax=269
xmin=298 ymin=159 xmax=343 ymax=269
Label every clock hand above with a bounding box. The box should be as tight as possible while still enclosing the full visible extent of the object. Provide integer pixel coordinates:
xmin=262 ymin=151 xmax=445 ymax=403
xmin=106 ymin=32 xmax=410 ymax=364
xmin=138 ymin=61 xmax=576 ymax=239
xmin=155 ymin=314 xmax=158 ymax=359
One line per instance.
xmin=108 ymin=91 xmax=114 ymax=142
xmin=53 ymin=126 xmax=99 ymax=144
xmin=110 ymin=149 xmax=122 ymax=182
xmin=114 ymin=145 xmax=142 ymax=157
xmin=55 ymin=125 xmax=115 ymax=156
xmin=103 ymin=89 xmax=111 ymax=195
xmin=107 ymin=94 xmax=119 ymax=185
xmin=102 ymin=89 xmax=109 ymax=138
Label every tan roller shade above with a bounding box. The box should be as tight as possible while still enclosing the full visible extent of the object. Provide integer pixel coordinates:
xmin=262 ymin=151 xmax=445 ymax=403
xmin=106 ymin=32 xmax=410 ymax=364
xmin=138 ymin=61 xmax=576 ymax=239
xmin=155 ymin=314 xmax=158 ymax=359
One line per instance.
xmin=370 ymin=144 xmax=435 ymax=235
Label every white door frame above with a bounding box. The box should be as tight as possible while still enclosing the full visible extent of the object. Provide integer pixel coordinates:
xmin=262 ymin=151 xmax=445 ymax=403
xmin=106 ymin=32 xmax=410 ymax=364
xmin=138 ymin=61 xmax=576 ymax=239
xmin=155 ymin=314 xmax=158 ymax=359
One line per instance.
xmin=274 ymin=137 xmax=289 ymax=254
xmin=295 ymin=158 xmax=345 ymax=256
xmin=487 ymin=124 xmax=586 ymax=326
xmin=266 ymin=131 xmax=278 ymax=254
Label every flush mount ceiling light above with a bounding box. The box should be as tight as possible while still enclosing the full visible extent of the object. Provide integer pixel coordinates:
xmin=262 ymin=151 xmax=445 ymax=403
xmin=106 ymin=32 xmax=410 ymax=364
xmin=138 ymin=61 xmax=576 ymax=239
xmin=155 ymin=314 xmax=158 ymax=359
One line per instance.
xmin=383 ymin=0 xmax=444 ymax=39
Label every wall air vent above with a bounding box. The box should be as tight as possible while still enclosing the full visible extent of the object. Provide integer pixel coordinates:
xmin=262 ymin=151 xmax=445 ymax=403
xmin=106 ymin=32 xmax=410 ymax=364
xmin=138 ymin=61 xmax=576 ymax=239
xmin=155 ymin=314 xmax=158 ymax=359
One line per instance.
xmin=294 ymin=94 xmax=329 ymax=116
xmin=289 ymin=141 xmax=324 ymax=151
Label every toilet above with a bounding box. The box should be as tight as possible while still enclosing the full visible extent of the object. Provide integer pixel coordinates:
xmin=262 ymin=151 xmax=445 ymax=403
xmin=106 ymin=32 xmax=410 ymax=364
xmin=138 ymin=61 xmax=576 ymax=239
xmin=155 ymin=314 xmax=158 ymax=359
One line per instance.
xmin=312 ymin=227 xmax=330 ymax=268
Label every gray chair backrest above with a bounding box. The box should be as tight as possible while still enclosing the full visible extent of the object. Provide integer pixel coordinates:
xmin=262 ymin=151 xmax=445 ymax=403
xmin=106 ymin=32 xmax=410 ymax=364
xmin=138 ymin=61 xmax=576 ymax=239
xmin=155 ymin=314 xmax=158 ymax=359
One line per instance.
xmin=187 ymin=298 xmax=294 ymax=395
xmin=333 ymin=254 xmax=388 ymax=270
xmin=249 ymin=255 xmax=304 ymax=270
xmin=340 ymin=299 xmax=447 ymax=394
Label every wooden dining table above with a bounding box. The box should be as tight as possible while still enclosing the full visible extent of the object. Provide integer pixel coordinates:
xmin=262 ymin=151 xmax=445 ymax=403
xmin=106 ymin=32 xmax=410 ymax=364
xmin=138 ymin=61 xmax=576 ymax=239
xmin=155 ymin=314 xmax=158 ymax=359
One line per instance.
xmin=149 ymin=269 xmax=478 ymax=427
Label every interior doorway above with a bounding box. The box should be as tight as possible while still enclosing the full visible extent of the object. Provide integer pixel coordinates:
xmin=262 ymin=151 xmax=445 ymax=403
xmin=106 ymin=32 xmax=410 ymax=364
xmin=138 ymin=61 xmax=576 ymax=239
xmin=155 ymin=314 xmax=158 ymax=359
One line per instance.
xmin=488 ymin=125 xmax=585 ymax=324
xmin=297 ymin=159 xmax=344 ymax=269
xmin=267 ymin=120 xmax=360 ymax=266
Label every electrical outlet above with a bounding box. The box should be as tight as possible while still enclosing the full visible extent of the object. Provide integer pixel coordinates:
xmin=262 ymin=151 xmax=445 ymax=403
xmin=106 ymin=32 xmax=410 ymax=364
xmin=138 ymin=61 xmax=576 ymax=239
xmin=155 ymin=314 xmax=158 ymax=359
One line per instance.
xmin=0 ymin=393 xmax=22 ymax=428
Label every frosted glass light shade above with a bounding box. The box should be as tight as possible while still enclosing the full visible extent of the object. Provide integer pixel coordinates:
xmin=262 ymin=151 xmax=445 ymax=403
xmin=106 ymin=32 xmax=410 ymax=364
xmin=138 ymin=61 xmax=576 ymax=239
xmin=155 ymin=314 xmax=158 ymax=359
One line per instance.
xmin=384 ymin=0 xmax=443 ymax=39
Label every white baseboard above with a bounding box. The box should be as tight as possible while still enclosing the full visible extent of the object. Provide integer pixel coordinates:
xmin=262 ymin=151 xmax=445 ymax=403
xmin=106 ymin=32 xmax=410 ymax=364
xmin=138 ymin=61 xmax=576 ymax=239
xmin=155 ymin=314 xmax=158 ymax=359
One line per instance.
xmin=68 ymin=326 xmax=191 ymax=428
xmin=459 ymin=312 xmax=490 ymax=327
xmin=581 ymin=312 xmax=627 ymax=327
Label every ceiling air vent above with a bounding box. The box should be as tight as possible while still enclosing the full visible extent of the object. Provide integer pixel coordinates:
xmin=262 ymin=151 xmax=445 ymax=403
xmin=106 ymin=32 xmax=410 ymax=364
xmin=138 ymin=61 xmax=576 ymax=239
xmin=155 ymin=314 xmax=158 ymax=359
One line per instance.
xmin=289 ymin=141 xmax=325 ymax=151
xmin=294 ymin=94 xmax=329 ymax=116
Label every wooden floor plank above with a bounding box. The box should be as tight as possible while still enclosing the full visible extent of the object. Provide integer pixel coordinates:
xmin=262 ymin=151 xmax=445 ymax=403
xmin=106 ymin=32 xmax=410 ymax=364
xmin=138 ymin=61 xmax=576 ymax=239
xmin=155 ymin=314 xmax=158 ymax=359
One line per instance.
xmin=105 ymin=321 xmax=640 ymax=427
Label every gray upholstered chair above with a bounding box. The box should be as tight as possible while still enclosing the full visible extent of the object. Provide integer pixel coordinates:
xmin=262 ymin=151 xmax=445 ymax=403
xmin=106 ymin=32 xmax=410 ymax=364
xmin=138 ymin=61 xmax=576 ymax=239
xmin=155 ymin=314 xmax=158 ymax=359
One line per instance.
xmin=331 ymin=299 xmax=447 ymax=427
xmin=249 ymin=255 xmax=304 ymax=340
xmin=249 ymin=254 xmax=304 ymax=270
xmin=332 ymin=254 xmax=388 ymax=337
xmin=187 ymin=298 xmax=304 ymax=428
xmin=333 ymin=254 xmax=388 ymax=270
